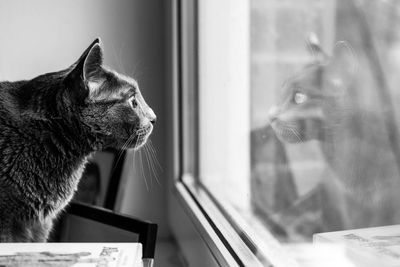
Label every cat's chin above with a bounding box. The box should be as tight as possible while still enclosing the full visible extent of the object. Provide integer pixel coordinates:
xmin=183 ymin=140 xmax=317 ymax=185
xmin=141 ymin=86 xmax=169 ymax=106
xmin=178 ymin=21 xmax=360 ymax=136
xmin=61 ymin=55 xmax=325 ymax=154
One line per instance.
xmin=275 ymin=133 xmax=303 ymax=144
xmin=131 ymin=136 xmax=149 ymax=150
xmin=271 ymin=122 xmax=304 ymax=144
xmin=124 ymin=125 xmax=153 ymax=150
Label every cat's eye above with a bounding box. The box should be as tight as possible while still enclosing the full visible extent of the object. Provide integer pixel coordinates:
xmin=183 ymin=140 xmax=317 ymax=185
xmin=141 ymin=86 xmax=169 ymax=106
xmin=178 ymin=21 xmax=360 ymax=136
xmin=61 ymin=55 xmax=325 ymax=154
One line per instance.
xmin=130 ymin=97 xmax=138 ymax=108
xmin=294 ymin=92 xmax=308 ymax=104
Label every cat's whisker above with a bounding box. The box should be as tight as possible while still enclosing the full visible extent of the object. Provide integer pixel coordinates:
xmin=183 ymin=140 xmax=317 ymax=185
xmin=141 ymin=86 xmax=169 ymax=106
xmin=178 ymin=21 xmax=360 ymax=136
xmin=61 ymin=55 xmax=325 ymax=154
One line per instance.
xmin=123 ymin=134 xmax=135 ymax=150
xmin=275 ymin=122 xmax=304 ymax=143
xmin=147 ymin=142 xmax=162 ymax=183
xmin=142 ymin=144 xmax=154 ymax=187
xmin=127 ymin=134 xmax=139 ymax=152
xmin=139 ymin=149 xmax=149 ymax=191
xmin=148 ymin=140 xmax=163 ymax=172
xmin=144 ymin=143 xmax=161 ymax=186
xmin=109 ymin=134 xmax=136 ymax=179
xmin=133 ymin=131 xmax=150 ymax=191
xmin=291 ymin=128 xmax=303 ymax=142
xmin=131 ymin=134 xmax=139 ymax=172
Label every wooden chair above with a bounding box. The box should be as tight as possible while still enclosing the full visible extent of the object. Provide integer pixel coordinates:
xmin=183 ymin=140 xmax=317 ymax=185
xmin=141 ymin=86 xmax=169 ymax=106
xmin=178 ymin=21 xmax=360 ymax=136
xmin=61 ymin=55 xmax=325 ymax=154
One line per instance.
xmin=53 ymin=150 xmax=158 ymax=267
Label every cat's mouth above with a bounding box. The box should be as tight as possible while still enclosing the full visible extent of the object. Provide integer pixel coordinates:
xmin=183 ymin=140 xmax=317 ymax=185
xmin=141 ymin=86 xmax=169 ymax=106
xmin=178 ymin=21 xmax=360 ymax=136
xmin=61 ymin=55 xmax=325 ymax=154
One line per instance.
xmin=270 ymin=120 xmax=304 ymax=144
xmin=129 ymin=124 xmax=153 ymax=150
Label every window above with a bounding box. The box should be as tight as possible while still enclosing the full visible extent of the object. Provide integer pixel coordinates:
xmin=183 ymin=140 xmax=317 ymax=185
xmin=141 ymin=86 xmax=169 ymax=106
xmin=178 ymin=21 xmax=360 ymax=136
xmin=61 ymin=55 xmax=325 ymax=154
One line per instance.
xmin=173 ymin=0 xmax=400 ymax=266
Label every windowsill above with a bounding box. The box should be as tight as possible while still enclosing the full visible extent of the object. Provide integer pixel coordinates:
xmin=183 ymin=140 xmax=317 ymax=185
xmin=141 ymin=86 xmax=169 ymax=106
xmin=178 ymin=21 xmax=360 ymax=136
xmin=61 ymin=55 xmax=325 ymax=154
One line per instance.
xmin=172 ymin=176 xmax=265 ymax=267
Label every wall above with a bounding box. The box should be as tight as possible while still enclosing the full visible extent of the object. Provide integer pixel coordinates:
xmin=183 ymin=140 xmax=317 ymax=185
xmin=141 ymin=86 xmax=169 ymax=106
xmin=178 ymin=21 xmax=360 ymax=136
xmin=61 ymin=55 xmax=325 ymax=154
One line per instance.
xmin=0 ymin=0 xmax=169 ymax=237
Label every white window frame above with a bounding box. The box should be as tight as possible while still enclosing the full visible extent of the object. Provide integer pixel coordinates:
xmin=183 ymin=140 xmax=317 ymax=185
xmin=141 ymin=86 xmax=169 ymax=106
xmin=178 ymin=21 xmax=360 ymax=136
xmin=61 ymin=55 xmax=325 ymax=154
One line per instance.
xmin=166 ymin=1 xmax=292 ymax=266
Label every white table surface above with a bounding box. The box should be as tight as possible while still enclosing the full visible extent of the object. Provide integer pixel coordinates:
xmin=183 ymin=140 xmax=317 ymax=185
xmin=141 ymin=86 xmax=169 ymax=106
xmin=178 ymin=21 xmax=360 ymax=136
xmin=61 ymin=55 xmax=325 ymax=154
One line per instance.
xmin=0 ymin=242 xmax=143 ymax=267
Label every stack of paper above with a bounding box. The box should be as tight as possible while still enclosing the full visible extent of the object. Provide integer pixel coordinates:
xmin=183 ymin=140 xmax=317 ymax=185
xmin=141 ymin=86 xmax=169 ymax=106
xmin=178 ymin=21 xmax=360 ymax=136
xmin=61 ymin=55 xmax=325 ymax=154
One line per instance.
xmin=314 ymin=225 xmax=400 ymax=267
xmin=0 ymin=243 xmax=142 ymax=267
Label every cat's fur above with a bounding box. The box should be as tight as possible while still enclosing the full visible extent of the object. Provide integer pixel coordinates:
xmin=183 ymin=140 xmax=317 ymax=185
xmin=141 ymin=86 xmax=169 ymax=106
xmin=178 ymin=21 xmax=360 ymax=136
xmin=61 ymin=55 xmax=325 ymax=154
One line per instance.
xmin=0 ymin=39 xmax=156 ymax=242
xmin=268 ymin=40 xmax=400 ymax=232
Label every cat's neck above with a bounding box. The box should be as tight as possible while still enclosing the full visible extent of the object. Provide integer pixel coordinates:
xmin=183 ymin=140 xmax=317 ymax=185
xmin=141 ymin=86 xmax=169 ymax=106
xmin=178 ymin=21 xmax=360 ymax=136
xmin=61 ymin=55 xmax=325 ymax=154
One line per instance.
xmin=0 ymin=79 xmax=97 ymax=183
xmin=318 ymin=107 xmax=399 ymax=194
xmin=6 ymin=77 xmax=104 ymax=153
xmin=320 ymin=107 xmax=366 ymax=159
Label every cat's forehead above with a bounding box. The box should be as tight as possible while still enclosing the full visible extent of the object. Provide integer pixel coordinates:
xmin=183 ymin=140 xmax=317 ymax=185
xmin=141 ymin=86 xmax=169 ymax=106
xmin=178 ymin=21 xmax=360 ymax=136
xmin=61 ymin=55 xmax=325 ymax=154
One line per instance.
xmin=113 ymin=71 xmax=139 ymax=89
xmin=296 ymin=64 xmax=322 ymax=79
xmin=89 ymin=68 xmax=139 ymax=102
xmin=287 ymin=64 xmax=323 ymax=88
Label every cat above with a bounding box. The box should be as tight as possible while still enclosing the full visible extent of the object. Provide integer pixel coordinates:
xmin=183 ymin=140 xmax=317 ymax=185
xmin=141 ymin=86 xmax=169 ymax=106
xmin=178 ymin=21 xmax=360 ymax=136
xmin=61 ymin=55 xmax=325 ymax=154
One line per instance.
xmin=268 ymin=39 xmax=400 ymax=234
xmin=73 ymin=160 xmax=101 ymax=205
xmin=0 ymin=38 xmax=156 ymax=242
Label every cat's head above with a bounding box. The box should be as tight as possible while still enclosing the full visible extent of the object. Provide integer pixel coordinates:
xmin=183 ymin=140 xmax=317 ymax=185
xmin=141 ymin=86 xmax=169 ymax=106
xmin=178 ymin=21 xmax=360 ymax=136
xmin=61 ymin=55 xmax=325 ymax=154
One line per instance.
xmin=63 ymin=38 xmax=156 ymax=150
xmin=268 ymin=38 xmax=357 ymax=144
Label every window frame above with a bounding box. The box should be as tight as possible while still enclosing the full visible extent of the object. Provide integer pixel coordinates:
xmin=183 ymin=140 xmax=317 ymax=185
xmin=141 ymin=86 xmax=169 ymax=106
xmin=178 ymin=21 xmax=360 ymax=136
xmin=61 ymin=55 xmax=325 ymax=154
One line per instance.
xmin=167 ymin=0 xmax=293 ymax=266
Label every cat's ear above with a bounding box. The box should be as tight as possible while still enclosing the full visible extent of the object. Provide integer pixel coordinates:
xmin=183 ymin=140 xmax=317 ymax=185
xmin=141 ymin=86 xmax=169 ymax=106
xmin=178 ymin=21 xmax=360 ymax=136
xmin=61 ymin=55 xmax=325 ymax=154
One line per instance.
xmin=66 ymin=38 xmax=104 ymax=98
xmin=82 ymin=41 xmax=104 ymax=83
xmin=326 ymin=41 xmax=358 ymax=89
xmin=306 ymin=33 xmax=329 ymax=63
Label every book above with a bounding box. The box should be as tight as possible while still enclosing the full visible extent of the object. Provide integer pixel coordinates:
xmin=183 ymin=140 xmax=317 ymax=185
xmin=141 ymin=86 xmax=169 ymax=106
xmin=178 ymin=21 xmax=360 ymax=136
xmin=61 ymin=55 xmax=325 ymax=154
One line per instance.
xmin=314 ymin=224 xmax=400 ymax=267
xmin=0 ymin=243 xmax=142 ymax=267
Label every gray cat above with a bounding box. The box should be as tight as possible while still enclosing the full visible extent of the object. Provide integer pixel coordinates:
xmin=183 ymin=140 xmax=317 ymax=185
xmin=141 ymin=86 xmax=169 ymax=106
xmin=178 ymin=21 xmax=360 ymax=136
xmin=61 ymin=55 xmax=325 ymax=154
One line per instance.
xmin=0 ymin=39 xmax=156 ymax=242
xmin=268 ymin=40 xmax=400 ymax=232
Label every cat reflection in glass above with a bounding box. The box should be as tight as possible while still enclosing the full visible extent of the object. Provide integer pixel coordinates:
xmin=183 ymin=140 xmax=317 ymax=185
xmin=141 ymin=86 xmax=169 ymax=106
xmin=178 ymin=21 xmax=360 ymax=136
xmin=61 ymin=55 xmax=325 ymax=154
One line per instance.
xmin=268 ymin=36 xmax=400 ymax=235
xmin=0 ymin=39 xmax=156 ymax=242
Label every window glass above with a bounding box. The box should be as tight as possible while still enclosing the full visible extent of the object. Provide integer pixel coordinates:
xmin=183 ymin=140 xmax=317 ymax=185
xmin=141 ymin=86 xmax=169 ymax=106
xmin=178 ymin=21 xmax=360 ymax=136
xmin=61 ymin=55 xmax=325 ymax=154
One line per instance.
xmin=195 ymin=0 xmax=400 ymax=264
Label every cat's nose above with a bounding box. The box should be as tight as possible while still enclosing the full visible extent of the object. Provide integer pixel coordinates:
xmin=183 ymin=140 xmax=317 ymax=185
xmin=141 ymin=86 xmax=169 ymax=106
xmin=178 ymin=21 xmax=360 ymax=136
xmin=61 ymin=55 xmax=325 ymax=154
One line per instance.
xmin=150 ymin=116 xmax=157 ymax=125
xmin=146 ymin=107 xmax=157 ymax=125
xmin=268 ymin=106 xmax=279 ymax=122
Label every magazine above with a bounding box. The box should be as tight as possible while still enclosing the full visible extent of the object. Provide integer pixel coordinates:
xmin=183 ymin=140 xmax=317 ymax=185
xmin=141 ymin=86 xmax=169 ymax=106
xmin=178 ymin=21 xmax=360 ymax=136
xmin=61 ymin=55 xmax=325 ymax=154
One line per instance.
xmin=313 ymin=224 xmax=400 ymax=267
xmin=0 ymin=243 xmax=142 ymax=267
